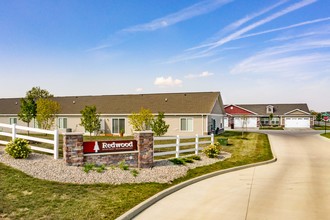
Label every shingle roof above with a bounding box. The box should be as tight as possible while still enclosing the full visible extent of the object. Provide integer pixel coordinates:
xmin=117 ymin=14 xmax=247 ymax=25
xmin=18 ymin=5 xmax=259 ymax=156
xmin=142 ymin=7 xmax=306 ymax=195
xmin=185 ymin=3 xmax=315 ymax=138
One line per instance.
xmin=0 ymin=92 xmax=223 ymax=115
xmin=229 ymin=103 xmax=310 ymax=115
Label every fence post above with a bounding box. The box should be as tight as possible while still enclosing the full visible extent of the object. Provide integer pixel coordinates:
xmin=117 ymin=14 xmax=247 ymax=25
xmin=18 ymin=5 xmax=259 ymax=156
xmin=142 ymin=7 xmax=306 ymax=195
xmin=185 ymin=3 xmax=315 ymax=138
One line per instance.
xmin=54 ymin=129 xmax=59 ymax=159
xmin=176 ymin=135 xmax=180 ymax=158
xmin=195 ymin=134 xmax=199 ymax=155
xmin=211 ymin=133 xmax=214 ymax=145
xmin=12 ymin=124 xmax=16 ymax=140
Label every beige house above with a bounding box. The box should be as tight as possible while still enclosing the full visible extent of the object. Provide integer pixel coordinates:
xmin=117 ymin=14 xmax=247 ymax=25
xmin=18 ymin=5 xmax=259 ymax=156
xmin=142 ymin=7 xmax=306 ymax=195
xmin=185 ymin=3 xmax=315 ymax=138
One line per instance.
xmin=0 ymin=92 xmax=226 ymax=136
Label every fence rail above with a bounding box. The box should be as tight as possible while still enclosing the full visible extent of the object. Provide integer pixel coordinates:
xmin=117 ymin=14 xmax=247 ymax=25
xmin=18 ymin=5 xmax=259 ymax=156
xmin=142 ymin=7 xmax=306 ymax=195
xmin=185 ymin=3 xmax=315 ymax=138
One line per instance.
xmin=0 ymin=123 xmax=59 ymax=159
xmin=154 ymin=134 xmax=214 ymax=158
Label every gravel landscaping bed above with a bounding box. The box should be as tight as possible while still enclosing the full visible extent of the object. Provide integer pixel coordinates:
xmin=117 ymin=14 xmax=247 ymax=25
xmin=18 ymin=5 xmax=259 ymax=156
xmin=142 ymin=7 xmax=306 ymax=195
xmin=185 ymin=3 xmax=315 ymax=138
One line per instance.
xmin=0 ymin=146 xmax=231 ymax=184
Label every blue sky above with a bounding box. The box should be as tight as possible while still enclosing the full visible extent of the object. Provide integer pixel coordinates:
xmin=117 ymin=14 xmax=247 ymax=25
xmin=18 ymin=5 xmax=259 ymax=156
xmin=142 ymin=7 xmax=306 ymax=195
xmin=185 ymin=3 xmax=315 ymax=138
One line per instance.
xmin=0 ymin=0 xmax=329 ymax=111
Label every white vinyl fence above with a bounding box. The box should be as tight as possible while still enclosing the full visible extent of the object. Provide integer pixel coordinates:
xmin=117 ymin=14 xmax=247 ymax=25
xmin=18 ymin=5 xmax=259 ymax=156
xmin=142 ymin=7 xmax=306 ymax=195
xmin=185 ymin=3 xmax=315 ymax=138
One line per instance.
xmin=0 ymin=123 xmax=59 ymax=159
xmin=154 ymin=134 xmax=214 ymax=158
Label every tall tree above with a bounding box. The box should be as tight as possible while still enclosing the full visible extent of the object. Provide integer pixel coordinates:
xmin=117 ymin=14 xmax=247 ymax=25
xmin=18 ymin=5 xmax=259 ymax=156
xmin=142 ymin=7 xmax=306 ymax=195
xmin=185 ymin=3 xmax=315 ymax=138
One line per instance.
xmin=80 ymin=105 xmax=101 ymax=137
xmin=151 ymin=112 xmax=169 ymax=136
xmin=19 ymin=87 xmax=54 ymax=129
xmin=128 ymin=108 xmax=153 ymax=131
xmin=26 ymin=86 xmax=53 ymax=100
xmin=18 ymin=97 xmax=37 ymax=134
xmin=36 ymin=98 xmax=61 ymax=130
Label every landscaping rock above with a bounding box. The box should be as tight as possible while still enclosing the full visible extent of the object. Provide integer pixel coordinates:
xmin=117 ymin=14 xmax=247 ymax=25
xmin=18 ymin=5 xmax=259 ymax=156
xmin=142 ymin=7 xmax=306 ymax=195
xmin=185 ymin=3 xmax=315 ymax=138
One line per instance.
xmin=0 ymin=146 xmax=231 ymax=184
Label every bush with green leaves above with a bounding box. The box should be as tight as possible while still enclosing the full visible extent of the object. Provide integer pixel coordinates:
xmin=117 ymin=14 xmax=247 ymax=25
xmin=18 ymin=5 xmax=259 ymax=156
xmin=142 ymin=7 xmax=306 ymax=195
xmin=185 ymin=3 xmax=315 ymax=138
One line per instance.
xmin=187 ymin=155 xmax=201 ymax=161
xmin=83 ymin=163 xmax=106 ymax=173
xmin=169 ymin=158 xmax=186 ymax=165
xmin=202 ymin=143 xmax=222 ymax=158
xmin=5 ymin=138 xmax=31 ymax=159
xmin=118 ymin=160 xmax=129 ymax=170
xmin=181 ymin=157 xmax=194 ymax=163
xmin=83 ymin=163 xmax=95 ymax=173
xmin=130 ymin=169 xmax=139 ymax=177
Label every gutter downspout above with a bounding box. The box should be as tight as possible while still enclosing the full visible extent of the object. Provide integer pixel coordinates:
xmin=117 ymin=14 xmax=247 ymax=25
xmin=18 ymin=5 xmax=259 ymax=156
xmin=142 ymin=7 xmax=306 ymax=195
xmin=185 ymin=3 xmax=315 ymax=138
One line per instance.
xmin=202 ymin=114 xmax=204 ymax=135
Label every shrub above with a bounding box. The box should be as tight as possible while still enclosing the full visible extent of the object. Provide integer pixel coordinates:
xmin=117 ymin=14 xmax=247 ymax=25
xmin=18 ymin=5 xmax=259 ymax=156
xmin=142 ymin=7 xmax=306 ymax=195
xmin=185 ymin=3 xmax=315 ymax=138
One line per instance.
xmin=118 ymin=160 xmax=129 ymax=170
xmin=202 ymin=143 xmax=222 ymax=158
xmin=181 ymin=157 xmax=194 ymax=163
xmin=169 ymin=158 xmax=186 ymax=165
xmin=83 ymin=163 xmax=95 ymax=173
xmin=95 ymin=164 xmax=106 ymax=173
xmin=130 ymin=169 xmax=139 ymax=177
xmin=5 ymin=138 xmax=31 ymax=159
xmin=83 ymin=163 xmax=106 ymax=173
xmin=187 ymin=155 xmax=201 ymax=161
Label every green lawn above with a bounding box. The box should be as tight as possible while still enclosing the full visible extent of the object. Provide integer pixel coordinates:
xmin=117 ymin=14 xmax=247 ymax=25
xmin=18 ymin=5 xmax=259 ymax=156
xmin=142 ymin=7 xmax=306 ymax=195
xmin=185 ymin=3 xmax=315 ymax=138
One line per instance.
xmin=314 ymin=125 xmax=330 ymax=130
xmin=321 ymin=133 xmax=330 ymax=139
xmin=0 ymin=131 xmax=273 ymax=219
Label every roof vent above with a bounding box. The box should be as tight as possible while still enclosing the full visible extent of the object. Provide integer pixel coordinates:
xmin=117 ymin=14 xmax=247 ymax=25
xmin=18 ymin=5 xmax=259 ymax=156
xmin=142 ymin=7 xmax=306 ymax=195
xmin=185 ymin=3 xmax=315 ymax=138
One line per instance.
xmin=165 ymin=98 xmax=168 ymax=102
xmin=73 ymin=101 xmax=76 ymax=104
xmin=15 ymin=102 xmax=18 ymax=105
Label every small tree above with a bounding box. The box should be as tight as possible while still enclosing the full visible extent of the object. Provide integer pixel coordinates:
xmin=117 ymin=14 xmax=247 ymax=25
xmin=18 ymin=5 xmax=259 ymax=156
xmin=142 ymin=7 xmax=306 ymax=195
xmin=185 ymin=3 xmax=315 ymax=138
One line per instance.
xmin=18 ymin=97 xmax=37 ymax=134
xmin=240 ymin=115 xmax=248 ymax=138
xmin=128 ymin=108 xmax=153 ymax=131
xmin=151 ymin=112 xmax=169 ymax=136
xmin=80 ymin=105 xmax=101 ymax=137
xmin=269 ymin=113 xmax=274 ymax=126
xmin=18 ymin=87 xmax=53 ymax=131
xmin=36 ymin=98 xmax=61 ymax=130
xmin=26 ymin=86 xmax=53 ymax=100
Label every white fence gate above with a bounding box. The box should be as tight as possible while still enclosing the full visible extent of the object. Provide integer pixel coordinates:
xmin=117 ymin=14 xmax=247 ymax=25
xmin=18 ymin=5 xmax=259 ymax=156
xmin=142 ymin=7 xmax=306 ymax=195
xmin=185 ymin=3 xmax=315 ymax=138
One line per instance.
xmin=154 ymin=134 xmax=214 ymax=158
xmin=0 ymin=123 xmax=59 ymax=159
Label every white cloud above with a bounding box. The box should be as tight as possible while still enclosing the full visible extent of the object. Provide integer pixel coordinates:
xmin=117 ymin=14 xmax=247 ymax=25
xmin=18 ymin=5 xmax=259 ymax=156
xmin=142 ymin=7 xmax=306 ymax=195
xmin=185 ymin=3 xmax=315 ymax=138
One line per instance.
xmin=237 ymin=17 xmax=330 ymax=40
xmin=205 ymin=0 xmax=317 ymax=51
xmin=185 ymin=71 xmax=214 ymax=79
xmin=154 ymin=76 xmax=182 ymax=87
xmin=223 ymin=0 xmax=287 ymax=32
xmin=230 ymin=36 xmax=330 ymax=77
xmin=122 ymin=0 xmax=232 ymax=33
xmin=136 ymin=88 xmax=143 ymax=92
xmin=170 ymin=0 xmax=317 ymax=63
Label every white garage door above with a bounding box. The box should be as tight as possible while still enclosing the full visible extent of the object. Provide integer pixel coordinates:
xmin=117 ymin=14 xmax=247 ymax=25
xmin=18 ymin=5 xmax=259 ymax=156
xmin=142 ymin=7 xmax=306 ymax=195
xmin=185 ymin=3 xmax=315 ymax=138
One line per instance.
xmin=285 ymin=117 xmax=310 ymax=128
xmin=234 ymin=117 xmax=257 ymax=128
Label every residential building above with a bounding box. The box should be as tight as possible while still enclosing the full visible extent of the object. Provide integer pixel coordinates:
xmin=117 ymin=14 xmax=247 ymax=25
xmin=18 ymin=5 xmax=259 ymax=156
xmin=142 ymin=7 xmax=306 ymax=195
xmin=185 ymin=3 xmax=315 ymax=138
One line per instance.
xmin=0 ymin=92 xmax=225 ymax=136
xmin=224 ymin=104 xmax=313 ymax=128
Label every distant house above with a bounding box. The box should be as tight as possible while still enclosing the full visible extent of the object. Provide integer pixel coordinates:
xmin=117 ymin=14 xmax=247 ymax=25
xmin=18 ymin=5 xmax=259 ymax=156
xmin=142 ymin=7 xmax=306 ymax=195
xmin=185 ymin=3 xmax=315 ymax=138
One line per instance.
xmin=224 ymin=104 xmax=314 ymax=129
xmin=0 ymin=92 xmax=226 ymax=136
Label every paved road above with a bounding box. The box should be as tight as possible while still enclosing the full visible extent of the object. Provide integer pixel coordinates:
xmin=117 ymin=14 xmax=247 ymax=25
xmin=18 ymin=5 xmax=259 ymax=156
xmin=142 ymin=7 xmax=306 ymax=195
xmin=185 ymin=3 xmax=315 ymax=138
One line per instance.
xmin=135 ymin=130 xmax=330 ymax=220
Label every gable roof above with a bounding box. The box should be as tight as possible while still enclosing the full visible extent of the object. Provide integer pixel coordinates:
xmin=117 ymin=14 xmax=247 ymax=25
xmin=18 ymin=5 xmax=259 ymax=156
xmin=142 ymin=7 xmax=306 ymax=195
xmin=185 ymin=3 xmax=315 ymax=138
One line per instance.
xmin=226 ymin=103 xmax=310 ymax=116
xmin=224 ymin=104 xmax=258 ymax=115
xmin=0 ymin=92 xmax=224 ymax=115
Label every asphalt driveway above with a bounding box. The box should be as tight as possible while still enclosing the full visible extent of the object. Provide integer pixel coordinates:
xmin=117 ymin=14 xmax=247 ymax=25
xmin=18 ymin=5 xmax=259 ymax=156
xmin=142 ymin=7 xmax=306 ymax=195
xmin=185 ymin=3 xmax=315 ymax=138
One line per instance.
xmin=134 ymin=130 xmax=330 ymax=220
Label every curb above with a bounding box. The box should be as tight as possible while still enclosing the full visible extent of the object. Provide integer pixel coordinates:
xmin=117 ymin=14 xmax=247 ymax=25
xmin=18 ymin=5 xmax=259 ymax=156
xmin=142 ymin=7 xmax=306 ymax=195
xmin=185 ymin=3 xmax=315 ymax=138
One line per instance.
xmin=117 ymin=135 xmax=277 ymax=220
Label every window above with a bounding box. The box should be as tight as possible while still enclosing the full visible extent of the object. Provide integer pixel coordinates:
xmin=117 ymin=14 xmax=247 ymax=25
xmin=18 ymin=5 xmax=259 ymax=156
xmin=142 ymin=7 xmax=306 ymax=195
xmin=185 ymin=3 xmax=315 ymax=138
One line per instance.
xmin=112 ymin=118 xmax=125 ymax=133
xmin=266 ymin=105 xmax=274 ymax=114
xmin=272 ymin=117 xmax=280 ymax=125
xmin=58 ymin=117 xmax=68 ymax=129
xmin=180 ymin=118 xmax=193 ymax=131
xmin=9 ymin=118 xmax=17 ymax=125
